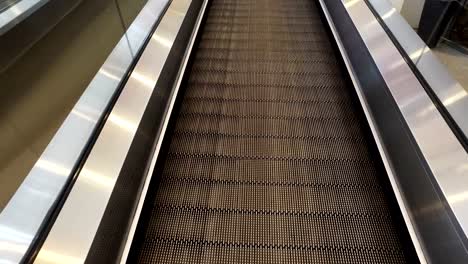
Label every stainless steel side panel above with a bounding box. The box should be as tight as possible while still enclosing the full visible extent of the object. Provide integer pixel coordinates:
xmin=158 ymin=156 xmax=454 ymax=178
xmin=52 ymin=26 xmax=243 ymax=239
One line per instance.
xmin=0 ymin=0 xmax=50 ymax=35
xmin=119 ymin=0 xmax=209 ymax=261
xmin=324 ymin=0 xmax=468 ymax=262
xmin=344 ymin=0 xmax=468 ymax=236
xmin=34 ymin=0 xmax=193 ymax=262
xmin=318 ymin=0 xmax=426 ymax=261
xmin=0 ymin=0 xmax=168 ymax=263
xmin=367 ymin=0 xmax=468 ymax=141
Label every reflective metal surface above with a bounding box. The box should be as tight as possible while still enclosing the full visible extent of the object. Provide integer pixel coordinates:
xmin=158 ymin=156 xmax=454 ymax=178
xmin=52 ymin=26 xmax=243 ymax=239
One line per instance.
xmin=120 ymin=0 xmax=208 ymax=263
xmin=366 ymin=0 xmax=427 ymax=64
xmin=0 ymin=0 xmax=168 ymax=263
xmin=119 ymin=0 xmax=208 ymax=262
xmin=367 ymin=0 xmax=468 ymax=141
xmin=0 ymin=27 xmax=132 ymax=264
xmin=34 ymin=0 xmax=193 ymax=262
xmin=318 ymin=0 xmax=426 ymax=262
xmin=0 ymin=0 xmax=49 ymax=35
xmin=344 ymin=0 xmax=468 ymax=259
xmin=0 ymin=0 xmax=20 ymax=13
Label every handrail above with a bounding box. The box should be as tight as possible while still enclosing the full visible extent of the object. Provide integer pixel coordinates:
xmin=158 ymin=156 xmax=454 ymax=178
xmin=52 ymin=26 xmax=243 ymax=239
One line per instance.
xmin=366 ymin=0 xmax=468 ymax=148
xmin=320 ymin=0 xmax=468 ymax=262
xmin=0 ymin=0 xmax=50 ymax=35
xmin=34 ymin=0 xmax=198 ymax=262
xmin=0 ymin=0 xmax=169 ymax=263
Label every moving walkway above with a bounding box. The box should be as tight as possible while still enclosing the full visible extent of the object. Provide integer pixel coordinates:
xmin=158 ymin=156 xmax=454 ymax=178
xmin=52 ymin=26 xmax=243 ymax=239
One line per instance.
xmin=2 ymin=0 xmax=468 ymax=263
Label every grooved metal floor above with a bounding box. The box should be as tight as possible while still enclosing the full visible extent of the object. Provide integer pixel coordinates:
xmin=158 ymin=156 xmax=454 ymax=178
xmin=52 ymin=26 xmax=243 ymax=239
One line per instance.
xmin=135 ymin=0 xmax=410 ymax=262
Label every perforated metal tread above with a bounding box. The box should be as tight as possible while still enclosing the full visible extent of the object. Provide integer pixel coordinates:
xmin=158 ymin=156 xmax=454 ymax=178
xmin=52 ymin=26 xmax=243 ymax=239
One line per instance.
xmin=134 ymin=0 xmax=411 ymax=263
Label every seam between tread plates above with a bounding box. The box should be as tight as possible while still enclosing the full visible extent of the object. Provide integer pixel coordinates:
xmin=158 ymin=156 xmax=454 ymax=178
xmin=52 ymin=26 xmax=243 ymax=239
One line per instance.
xmin=145 ymin=237 xmax=404 ymax=253
xmin=177 ymin=112 xmax=359 ymax=122
xmin=185 ymin=82 xmax=345 ymax=90
xmin=206 ymin=14 xmax=322 ymax=19
xmin=193 ymin=57 xmax=338 ymax=64
xmin=197 ymin=46 xmax=331 ymax=51
xmin=172 ymin=130 xmax=363 ymax=141
xmin=191 ymin=68 xmax=339 ymax=75
xmin=167 ymin=152 xmax=372 ymax=163
xmin=183 ymin=95 xmax=347 ymax=102
xmin=159 ymin=177 xmax=382 ymax=189
xmin=152 ymin=204 xmax=392 ymax=218
xmin=204 ymin=21 xmax=326 ymax=26
xmin=183 ymin=96 xmax=349 ymax=104
xmin=186 ymin=81 xmax=345 ymax=89
xmin=202 ymin=29 xmax=325 ymax=34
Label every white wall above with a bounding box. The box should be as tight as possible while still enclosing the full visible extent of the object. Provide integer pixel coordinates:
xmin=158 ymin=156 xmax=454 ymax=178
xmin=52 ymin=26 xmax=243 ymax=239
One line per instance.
xmin=400 ymin=0 xmax=426 ymax=28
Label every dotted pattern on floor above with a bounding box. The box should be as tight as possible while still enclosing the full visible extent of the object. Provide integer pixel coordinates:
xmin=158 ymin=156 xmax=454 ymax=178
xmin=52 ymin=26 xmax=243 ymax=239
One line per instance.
xmin=134 ymin=0 xmax=410 ymax=263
